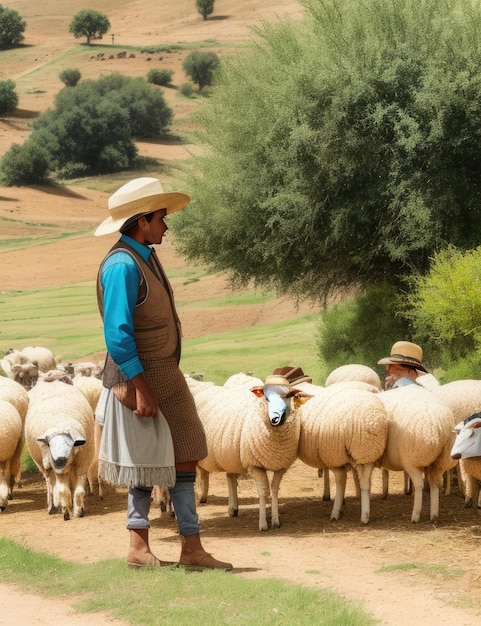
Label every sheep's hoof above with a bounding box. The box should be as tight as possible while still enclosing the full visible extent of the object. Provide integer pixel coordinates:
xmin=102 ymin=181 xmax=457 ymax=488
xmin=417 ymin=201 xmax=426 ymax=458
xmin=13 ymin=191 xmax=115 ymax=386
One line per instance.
xmin=63 ymin=510 xmax=71 ymax=521
xmin=465 ymin=498 xmax=473 ymax=508
xmin=228 ymin=509 xmax=238 ymax=518
xmin=77 ymin=508 xmax=85 ymax=518
xmin=48 ymin=507 xmax=57 ymax=515
xmin=322 ymin=495 xmax=331 ymax=502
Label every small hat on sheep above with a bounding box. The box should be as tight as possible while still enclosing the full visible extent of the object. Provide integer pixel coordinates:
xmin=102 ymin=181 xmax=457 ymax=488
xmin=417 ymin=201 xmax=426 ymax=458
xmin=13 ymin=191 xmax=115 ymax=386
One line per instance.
xmin=377 ymin=341 xmax=428 ymax=373
xmin=94 ymin=177 xmax=190 ymax=236
xmin=264 ymin=366 xmax=313 ymax=386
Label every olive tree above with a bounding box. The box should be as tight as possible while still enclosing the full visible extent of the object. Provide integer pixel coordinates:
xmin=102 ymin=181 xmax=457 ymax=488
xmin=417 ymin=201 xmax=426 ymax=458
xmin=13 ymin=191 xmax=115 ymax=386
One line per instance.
xmin=182 ymin=50 xmax=220 ymax=91
xmin=0 ymin=4 xmax=26 ymax=49
xmin=196 ymin=0 xmax=215 ymax=21
xmin=173 ymin=0 xmax=481 ymax=303
xmin=69 ymin=9 xmax=110 ymax=45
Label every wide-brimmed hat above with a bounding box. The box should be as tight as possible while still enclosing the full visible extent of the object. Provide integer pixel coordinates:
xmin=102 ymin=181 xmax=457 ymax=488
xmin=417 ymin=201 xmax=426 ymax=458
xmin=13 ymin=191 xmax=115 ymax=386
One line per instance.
xmin=377 ymin=341 xmax=428 ymax=373
xmin=264 ymin=366 xmax=313 ymax=386
xmin=94 ymin=177 xmax=190 ymax=236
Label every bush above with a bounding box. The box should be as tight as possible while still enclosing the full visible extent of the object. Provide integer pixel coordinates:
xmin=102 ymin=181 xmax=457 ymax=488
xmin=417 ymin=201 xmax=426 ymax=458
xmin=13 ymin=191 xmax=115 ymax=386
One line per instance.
xmin=0 ymin=79 xmax=18 ymax=114
xmin=178 ymin=82 xmax=194 ymax=98
xmin=147 ymin=68 xmax=174 ymax=86
xmin=59 ymin=68 xmax=81 ymax=87
xmin=0 ymin=140 xmax=50 ymax=185
xmin=318 ymin=283 xmax=411 ymax=376
xmin=0 ymin=4 xmax=26 ymax=49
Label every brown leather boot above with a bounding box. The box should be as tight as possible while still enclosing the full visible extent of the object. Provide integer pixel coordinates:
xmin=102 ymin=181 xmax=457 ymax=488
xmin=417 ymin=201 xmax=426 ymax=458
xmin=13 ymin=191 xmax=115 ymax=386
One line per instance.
xmin=127 ymin=528 xmax=176 ymax=568
xmin=178 ymin=533 xmax=233 ymax=571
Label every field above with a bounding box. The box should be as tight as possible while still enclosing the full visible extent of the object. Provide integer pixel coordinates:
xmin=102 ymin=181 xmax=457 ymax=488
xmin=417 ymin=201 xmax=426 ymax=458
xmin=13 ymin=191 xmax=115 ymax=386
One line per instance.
xmin=1 ymin=2 xmax=481 ymax=625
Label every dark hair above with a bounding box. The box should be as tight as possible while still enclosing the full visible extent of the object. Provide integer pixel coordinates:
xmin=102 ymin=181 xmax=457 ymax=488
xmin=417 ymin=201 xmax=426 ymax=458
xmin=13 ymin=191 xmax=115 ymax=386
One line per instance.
xmin=120 ymin=211 xmax=156 ymax=234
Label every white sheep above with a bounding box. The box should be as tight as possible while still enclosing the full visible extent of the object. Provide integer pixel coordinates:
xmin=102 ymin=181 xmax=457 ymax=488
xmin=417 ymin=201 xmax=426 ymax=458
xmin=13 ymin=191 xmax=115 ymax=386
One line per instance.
xmin=297 ymin=384 xmax=388 ymax=524
xmin=325 ymin=364 xmax=382 ymax=390
xmin=187 ymin=376 xmax=301 ymax=531
xmin=0 ymin=400 xmax=23 ymax=511
xmin=378 ymin=385 xmax=457 ymax=523
xmin=10 ymin=361 xmax=39 ymax=390
xmin=72 ymin=361 xmax=104 ymax=378
xmin=26 ymin=379 xmax=95 ymax=520
xmin=19 ymin=346 xmax=57 ymax=373
xmin=0 ymin=376 xmax=30 ymax=491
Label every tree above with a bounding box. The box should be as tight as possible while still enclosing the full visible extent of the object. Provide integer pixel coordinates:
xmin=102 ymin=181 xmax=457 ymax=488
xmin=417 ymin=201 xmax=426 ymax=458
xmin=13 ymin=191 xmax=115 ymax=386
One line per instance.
xmin=59 ymin=68 xmax=81 ymax=87
xmin=196 ymin=0 xmax=215 ymax=21
xmin=69 ymin=9 xmax=110 ymax=45
xmin=0 ymin=4 xmax=26 ymax=49
xmin=1 ymin=72 xmax=173 ymax=183
xmin=173 ymin=0 xmax=481 ymax=303
xmin=0 ymin=139 xmax=50 ymax=185
xmin=147 ymin=68 xmax=174 ymax=87
xmin=182 ymin=50 xmax=220 ymax=91
xmin=0 ymin=79 xmax=18 ymax=115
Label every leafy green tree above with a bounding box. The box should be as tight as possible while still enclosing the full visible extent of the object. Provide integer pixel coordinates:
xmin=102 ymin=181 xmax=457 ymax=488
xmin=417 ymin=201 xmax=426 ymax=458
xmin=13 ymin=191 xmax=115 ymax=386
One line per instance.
xmin=69 ymin=9 xmax=110 ymax=45
xmin=0 ymin=79 xmax=18 ymax=114
xmin=196 ymin=0 xmax=215 ymax=21
xmin=0 ymin=139 xmax=50 ymax=185
xmin=0 ymin=4 xmax=26 ymax=49
xmin=59 ymin=68 xmax=81 ymax=87
xmin=1 ymin=72 xmax=173 ymax=183
xmin=173 ymin=0 xmax=481 ymax=303
xmin=182 ymin=50 xmax=220 ymax=91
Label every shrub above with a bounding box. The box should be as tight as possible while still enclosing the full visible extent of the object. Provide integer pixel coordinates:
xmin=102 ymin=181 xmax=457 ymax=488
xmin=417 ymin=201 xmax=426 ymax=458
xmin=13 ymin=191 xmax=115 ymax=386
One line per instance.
xmin=182 ymin=50 xmax=220 ymax=91
xmin=196 ymin=0 xmax=215 ymax=21
xmin=147 ymin=68 xmax=174 ymax=86
xmin=0 ymin=140 xmax=50 ymax=185
xmin=178 ymin=82 xmax=194 ymax=98
xmin=0 ymin=4 xmax=26 ymax=49
xmin=59 ymin=68 xmax=81 ymax=87
xmin=0 ymin=79 xmax=18 ymax=114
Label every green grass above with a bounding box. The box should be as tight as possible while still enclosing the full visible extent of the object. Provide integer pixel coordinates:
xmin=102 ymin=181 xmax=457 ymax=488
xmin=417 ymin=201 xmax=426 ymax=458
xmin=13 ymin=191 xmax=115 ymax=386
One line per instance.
xmin=377 ymin=562 xmax=464 ymax=581
xmin=0 ymin=538 xmax=376 ymax=626
xmin=0 ymin=281 xmax=325 ymax=384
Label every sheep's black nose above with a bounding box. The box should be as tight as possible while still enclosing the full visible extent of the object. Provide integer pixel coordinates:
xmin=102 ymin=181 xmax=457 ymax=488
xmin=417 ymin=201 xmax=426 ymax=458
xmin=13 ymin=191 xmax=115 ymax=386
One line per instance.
xmin=451 ymin=453 xmax=461 ymax=460
xmin=53 ymin=456 xmax=69 ymax=469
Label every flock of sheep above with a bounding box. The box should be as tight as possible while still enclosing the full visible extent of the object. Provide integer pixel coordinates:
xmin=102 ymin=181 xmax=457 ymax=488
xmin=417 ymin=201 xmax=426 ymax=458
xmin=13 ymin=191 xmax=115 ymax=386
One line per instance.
xmin=1 ymin=347 xmax=481 ymax=532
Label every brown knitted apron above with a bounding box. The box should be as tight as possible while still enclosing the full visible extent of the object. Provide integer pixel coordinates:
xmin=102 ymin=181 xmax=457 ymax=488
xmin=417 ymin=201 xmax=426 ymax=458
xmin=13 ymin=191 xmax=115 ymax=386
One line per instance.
xmin=140 ymin=353 xmax=207 ymax=463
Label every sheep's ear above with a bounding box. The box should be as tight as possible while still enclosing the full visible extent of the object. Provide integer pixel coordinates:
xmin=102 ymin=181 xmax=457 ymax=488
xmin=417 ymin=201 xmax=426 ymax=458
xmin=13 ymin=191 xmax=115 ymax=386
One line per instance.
xmin=37 ymin=435 xmax=49 ymax=444
xmin=250 ymin=386 xmax=265 ymax=397
xmin=68 ymin=427 xmax=86 ymax=446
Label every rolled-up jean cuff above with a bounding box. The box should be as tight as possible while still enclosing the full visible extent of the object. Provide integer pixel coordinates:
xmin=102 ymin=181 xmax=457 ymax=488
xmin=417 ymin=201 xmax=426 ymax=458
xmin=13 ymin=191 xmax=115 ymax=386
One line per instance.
xmin=126 ymin=486 xmax=152 ymax=530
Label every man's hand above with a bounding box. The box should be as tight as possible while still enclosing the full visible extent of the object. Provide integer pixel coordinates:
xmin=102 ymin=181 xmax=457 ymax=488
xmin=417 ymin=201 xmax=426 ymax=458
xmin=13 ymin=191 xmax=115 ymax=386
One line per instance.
xmin=131 ymin=373 xmax=158 ymax=417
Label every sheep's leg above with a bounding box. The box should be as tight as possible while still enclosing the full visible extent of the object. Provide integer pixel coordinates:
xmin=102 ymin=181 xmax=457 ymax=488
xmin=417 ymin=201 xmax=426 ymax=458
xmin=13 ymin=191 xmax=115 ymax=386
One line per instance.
xmin=355 ymin=463 xmax=374 ymax=525
xmin=350 ymin=465 xmax=361 ymax=497
xmin=9 ymin=435 xmax=24 ymax=496
xmin=53 ymin=473 xmax=72 ymax=521
xmin=270 ymin=469 xmax=286 ymax=529
xmin=381 ymin=468 xmax=389 ymax=499
xmin=197 ymin=466 xmax=209 ymax=504
xmin=405 ymin=466 xmax=424 ymax=523
xmin=0 ymin=463 xmax=9 ymax=511
xmin=226 ymin=473 xmax=239 ymax=518
xmin=330 ymin=467 xmax=347 ymax=521
xmin=404 ymin=471 xmax=412 ymax=495
xmin=72 ymin=473 xmax=87 ymax=517
xmin=45 ymin=469 xmax=56 ymax=515
xmin=249 ymin=467 xmax=270 ymax=531
xmin=318 ymin=468 xmax=331 ymax=501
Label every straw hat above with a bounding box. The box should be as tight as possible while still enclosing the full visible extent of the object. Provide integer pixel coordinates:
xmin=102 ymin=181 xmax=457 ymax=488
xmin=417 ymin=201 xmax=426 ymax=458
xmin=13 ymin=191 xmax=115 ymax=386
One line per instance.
xmin=264 ymin=366 xmax=313 ymax=386
xmin=94 ymin=177 xmax=190 ymax=236
xmin=377 ymin=341 xmax=428 ymax=373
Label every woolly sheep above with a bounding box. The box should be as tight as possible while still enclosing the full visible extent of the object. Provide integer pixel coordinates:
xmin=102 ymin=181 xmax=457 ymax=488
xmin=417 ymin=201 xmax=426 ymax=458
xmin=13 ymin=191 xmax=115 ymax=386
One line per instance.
xmin=10 ymin=362 xmax=39 ymax=390
xmin=297 ymin=384 xmax=388 ymax=524
xmin=0 ymin=400 xmax=23 ymax=511
xmin=72 ymin=361 xmax=104 ymax=378
xmin=187 ymin=376 xmax=301 ymax=531
xmin=19 ymin=346 xmax=57 ymax=373
xmin=72 ymin=375 xmax=110 ymax=498
xmin=26 ymin=379 xmax=95 ymax=520
xmin=325 ymin=364 xmax=382 ymax=391
xmin=0 ymin=376 xmax=30 ymax=490
xmin=378 ymin=385 xmax=457 ymax=523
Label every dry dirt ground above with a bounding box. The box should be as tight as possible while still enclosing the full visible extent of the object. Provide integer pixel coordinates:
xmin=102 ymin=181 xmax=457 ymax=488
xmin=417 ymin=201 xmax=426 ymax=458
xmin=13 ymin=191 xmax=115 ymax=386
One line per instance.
xmin=1 ymin=2 xmax=481 ymax=625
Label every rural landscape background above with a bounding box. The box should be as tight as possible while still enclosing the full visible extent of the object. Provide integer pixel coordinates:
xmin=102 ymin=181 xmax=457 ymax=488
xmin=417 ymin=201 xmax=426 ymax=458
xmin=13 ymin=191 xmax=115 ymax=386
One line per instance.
xmin=1 ymin=2 xmax=481 ymax=625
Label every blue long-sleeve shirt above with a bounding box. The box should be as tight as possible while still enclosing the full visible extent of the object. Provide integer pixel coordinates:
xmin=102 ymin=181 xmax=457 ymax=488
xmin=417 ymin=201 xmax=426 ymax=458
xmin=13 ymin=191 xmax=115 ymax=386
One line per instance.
xmin=100 ymin=234 xmax=153 ymax=380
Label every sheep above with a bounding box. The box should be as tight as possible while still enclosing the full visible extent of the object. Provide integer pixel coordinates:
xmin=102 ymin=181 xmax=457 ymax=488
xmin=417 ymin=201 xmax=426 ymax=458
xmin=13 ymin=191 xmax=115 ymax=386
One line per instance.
xmin=325 ymin=364 xmax=382 ymax=391
xmin=19 ymin=346 xmax=57 ymax=373
xmin=297 ymin=384 xmax=388 ymax=524
xmin=72 ymin=361 xmax=104 ymax=378
xmin=10 ymin=361 xmax=39 ymax=390
xmin=0 ymin=400 xmax=23 ymax=511
xmin=186 ymin=376 xmax=302 ymax=531
xmin=0 ymin=376 xmax=30 ymax=491
xmin=26 ymin=379 xmax=95 ymax=520
xmin=451 ymin=411 xmax=481 ymax=509
xmin=223 ymin=372 xmax=264 ymax=389
xmin=151 ymin=484 xmax=175 ymax=518
xmin=378 ymin=385 xmax=457 ymax=523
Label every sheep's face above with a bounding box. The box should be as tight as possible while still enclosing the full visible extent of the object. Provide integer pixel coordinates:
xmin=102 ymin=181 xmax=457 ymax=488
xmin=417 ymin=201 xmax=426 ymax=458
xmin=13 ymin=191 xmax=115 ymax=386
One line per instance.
xmin=452 ymin=414 xmax=481 ymax=459
xmin=37 ymin=429 xmax=86 ymax=472
xmin=251 ymin=385 xmax=313 ymax=426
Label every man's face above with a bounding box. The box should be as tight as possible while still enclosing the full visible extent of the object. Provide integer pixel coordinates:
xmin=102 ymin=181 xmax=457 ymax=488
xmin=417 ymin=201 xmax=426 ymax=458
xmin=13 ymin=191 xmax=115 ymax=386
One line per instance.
xmin=383 ymin=363 xmax=413 ymax=389
xmin=140 ymin=209 xmax=168 ymax=245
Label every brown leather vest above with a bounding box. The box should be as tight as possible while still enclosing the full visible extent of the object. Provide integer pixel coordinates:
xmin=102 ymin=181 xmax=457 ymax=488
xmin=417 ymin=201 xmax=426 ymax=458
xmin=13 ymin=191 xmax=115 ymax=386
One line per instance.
xmin=97 ymin=240 xmax=182 ymax=386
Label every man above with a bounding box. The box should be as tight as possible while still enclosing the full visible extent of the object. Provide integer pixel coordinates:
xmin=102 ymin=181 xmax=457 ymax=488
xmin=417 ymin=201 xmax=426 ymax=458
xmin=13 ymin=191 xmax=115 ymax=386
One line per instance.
xmin=377 ymin=340 xmax=428 ymax=390
xmin=95 ymin=177 xmax=232 ymax=571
